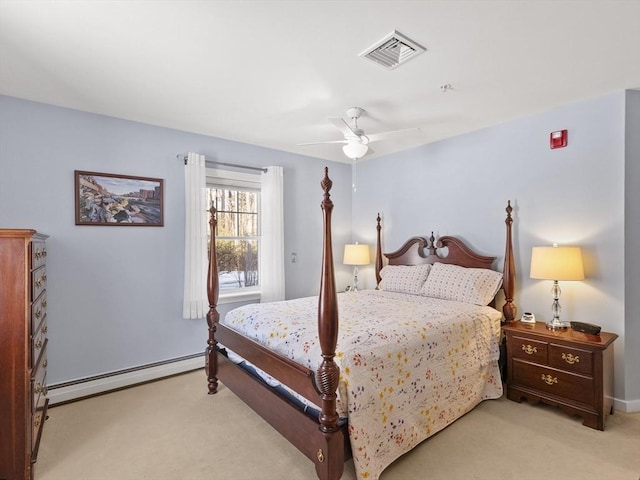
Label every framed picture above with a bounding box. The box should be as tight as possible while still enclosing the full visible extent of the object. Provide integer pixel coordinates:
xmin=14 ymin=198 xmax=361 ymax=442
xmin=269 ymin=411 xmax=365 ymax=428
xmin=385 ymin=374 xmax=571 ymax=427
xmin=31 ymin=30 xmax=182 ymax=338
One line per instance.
xmin=75 ymin=170 xmax=164 ymax=226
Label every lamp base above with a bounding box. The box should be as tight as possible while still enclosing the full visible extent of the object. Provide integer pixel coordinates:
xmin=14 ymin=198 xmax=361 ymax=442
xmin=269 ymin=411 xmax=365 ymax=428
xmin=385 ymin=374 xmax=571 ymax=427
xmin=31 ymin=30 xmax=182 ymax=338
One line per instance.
xmin=546 ymin=319 xmax=569 ymax=330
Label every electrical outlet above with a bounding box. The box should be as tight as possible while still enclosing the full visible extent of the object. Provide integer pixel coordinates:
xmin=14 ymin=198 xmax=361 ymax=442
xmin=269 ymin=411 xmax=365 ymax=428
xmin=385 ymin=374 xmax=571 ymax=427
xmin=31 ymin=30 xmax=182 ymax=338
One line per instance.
xmin=291 ymin=252 xmax=297 ymax=263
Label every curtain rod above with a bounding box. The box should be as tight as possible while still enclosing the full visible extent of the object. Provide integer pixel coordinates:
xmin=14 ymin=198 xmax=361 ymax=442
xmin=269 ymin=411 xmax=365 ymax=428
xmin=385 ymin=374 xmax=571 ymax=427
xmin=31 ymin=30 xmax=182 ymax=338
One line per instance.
xmin=177 ymin=154 xmax=267 ymax=173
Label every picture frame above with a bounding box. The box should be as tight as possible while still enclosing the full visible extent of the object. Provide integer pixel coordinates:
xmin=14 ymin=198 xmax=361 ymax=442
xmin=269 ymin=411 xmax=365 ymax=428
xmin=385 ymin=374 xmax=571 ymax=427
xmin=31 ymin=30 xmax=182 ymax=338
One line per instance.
xmin=75 ymin=170 xmax=164 ymax=226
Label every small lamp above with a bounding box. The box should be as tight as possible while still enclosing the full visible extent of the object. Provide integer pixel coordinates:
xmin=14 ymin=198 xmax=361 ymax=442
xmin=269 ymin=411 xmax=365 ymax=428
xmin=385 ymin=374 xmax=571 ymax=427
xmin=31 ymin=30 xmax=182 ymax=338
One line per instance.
xmin=530 ymin=245 xmax=585 ymax=330
xmin=343 ymin=243 xmax=370 ymax=292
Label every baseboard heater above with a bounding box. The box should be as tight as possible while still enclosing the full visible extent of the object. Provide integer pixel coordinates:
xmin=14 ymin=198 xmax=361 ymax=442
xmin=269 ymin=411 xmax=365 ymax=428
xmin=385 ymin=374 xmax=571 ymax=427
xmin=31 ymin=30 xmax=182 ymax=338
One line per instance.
xmin=47 ymin=353 xmax=204 ymax=405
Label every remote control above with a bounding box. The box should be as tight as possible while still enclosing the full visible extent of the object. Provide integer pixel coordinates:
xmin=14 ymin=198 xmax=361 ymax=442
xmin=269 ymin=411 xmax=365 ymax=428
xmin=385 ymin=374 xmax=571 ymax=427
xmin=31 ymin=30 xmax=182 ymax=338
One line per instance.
xmin=570 ymin=321 xmax=601 ymax=335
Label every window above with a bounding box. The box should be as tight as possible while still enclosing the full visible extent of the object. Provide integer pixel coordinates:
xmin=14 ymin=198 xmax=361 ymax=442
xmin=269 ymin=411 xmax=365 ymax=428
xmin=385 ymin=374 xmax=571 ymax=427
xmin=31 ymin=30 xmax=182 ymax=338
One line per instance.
xmin=206 ymin=169 xmax=261 ymax=302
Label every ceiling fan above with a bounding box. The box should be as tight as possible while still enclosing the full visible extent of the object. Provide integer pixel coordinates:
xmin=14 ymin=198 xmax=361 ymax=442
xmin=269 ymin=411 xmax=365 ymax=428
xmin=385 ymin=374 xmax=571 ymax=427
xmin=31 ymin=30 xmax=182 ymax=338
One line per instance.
xmin=298 ymin=107 xmax=421 ymax=160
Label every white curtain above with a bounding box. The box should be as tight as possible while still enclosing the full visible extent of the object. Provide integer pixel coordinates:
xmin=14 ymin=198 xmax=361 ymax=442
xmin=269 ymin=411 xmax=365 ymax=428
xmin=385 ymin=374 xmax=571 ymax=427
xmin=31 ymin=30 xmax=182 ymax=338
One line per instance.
xmin=183 ymin=152 xmax=208 ymax=318
xmin=260 ymin=166 xmax=285 ymax=302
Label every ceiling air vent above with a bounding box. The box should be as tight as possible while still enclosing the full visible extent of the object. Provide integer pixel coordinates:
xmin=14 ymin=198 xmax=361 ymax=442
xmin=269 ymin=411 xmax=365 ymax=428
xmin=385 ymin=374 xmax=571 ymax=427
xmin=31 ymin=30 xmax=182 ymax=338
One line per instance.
xmin=359 ymin=30 xmax=426 ymax=70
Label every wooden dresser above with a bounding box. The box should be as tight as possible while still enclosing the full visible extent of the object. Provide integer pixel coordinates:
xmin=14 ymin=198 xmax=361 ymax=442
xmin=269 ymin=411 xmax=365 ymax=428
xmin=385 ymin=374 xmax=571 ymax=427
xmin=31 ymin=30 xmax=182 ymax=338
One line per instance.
xmin=503 ymin=321 xmax=617 ymax=430
xmin=0 ymin=229 xmax=49 ymax=480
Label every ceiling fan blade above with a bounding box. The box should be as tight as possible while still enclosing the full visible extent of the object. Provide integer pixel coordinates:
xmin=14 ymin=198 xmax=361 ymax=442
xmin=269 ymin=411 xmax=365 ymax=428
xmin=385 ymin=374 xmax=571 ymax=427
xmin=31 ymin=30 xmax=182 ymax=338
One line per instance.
xmin=366 ymin=127 xmax=422 ymax=143
xmin=329 ymin=117 xmax=358 ymax=138
xmin=297 ymin=140 xmax=348 ymax=146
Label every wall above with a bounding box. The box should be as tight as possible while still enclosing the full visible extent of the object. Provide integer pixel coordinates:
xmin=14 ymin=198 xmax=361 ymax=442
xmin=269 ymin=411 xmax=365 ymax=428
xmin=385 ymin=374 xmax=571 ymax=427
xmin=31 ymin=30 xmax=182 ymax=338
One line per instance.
xmin=624 ymin=90 xmax=640 ymax=406
xmin=1 ymin=92 xmax=636 ymax=408
xmin=0 ymin=95 xmax=352 ymax=385
xmin=352 ymin=91 xmax=636 ymax=408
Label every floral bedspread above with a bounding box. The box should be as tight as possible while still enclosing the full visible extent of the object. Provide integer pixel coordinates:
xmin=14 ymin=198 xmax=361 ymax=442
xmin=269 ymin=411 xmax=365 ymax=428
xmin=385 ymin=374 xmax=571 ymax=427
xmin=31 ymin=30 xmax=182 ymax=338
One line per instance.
xmin=222 ymin=290 xmax=503 ymax=480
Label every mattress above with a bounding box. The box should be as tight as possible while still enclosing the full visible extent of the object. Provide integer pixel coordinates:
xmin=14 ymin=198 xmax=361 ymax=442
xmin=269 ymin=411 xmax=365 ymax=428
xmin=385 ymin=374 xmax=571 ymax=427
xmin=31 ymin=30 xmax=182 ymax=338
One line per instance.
xmin=221 ymin=290 xmax=503 ymax=480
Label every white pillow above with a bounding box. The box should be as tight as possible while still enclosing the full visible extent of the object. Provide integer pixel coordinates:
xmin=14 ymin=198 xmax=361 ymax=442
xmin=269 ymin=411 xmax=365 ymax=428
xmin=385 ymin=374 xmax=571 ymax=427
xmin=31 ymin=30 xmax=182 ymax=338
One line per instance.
xmin=379 ymin=264 xmax=432 ymax=295
xmin=421 ymin=262 xmax=503 ymax=306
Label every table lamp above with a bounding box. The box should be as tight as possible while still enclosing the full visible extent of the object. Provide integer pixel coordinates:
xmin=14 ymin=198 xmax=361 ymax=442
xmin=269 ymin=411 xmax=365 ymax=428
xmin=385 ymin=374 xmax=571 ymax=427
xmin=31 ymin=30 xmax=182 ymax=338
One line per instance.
xmin=530 ymin=244 xmax=584 ymax=330
xmin=343 ymin=243 xmax=370 ymax=292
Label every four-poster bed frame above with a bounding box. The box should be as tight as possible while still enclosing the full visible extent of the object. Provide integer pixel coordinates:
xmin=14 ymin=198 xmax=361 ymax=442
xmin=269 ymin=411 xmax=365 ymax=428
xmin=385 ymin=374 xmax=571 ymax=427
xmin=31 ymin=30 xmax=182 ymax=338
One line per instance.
xmin=205 ymin=167 xmax=516 ymax=480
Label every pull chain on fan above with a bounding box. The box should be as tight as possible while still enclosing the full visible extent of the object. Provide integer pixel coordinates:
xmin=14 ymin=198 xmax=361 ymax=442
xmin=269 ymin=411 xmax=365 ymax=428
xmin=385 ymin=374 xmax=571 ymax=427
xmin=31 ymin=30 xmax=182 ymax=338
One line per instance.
xmin=352 ymin=159 xmax=358 ymax=192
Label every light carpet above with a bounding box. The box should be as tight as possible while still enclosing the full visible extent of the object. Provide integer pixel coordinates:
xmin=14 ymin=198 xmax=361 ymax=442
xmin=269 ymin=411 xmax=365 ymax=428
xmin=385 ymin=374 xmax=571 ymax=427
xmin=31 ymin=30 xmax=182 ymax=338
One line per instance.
xmin=36 ymin=370 xmax=640 ymax=480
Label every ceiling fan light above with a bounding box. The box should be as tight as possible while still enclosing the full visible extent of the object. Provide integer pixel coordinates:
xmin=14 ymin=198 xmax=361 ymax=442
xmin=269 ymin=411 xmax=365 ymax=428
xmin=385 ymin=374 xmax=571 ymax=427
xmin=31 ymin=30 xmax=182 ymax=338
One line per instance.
xmin=342 ymin=142 xmax=368 ymax=159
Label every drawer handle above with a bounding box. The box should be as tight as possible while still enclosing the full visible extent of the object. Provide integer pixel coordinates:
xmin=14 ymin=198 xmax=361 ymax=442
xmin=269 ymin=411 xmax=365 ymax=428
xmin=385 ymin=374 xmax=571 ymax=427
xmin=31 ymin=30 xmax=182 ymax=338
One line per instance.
xmin=35 ymin=383 xmax=43 ymax=394
xmin=43 ymin=324 xmax=48 ymax=334
xmin=34 ymin=414 xmax=42 ymax=428
xmin=35 ymin=309 xmax=42 ymax=319
xmin=36 ymin=277 xmax=43 ymax=287
xmin=35 ymin=249 xmax=43 ymax=259
xmin=35 ymin=339 xmax=43 ymax=349
xmin=522 ymin=344 xmax=538 ymax=355
xmin=43 ymin=298 xmax=48 ymax=308
xmin=562 ymin=352 xmax=579 ymax=365
xmin=541 ymin=374 xmax=558 ymax=386
xmin=43 ymin=359 xmax=48 ymax=368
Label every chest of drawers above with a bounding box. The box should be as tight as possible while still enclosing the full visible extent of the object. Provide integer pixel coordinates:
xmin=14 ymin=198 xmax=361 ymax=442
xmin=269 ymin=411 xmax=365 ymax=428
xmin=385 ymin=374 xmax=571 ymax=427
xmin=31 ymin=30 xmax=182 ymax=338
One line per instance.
xmin=503 ymin=321 xmax=617 ymax=430
xmin=0 ymin=229 xmax=49 ymax=480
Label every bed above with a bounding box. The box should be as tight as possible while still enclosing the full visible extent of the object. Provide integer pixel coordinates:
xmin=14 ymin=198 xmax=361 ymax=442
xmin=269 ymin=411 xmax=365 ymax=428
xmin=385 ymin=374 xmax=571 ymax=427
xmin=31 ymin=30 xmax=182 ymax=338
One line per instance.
xmin=205 ymin=167 xmax=516 ymax=480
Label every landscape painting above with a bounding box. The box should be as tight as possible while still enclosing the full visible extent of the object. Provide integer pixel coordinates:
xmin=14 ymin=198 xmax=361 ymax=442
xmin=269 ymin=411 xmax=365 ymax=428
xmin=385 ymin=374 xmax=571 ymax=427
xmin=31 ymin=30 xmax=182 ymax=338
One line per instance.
xmin=75 ymin=170 xmax=164 ymax=226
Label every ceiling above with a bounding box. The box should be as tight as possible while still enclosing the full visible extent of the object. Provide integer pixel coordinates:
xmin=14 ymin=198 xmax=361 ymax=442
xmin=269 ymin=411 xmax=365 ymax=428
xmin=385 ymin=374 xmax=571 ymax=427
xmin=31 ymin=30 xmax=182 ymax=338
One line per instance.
xmin=1 ymin=1 xmax=639 ymax=164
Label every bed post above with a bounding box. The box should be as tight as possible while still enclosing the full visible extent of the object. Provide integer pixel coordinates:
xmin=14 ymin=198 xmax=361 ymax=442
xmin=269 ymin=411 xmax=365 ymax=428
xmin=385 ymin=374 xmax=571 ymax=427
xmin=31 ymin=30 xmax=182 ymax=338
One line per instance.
xmin=375 ymin=213 xmax=383 ymax=287
xmin=206 ymin=204 xmax=220 ymax=394
xmin=315 ymin=168 xmax=344 ymax=480
xmin=502 ymin=200 xmax=516 ymax=323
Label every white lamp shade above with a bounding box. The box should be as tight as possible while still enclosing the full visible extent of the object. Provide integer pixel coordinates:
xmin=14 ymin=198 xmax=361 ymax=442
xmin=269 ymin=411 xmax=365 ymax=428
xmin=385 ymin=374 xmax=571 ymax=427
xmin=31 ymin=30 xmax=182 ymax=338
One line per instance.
xmin=342 ymin=141 xmax=368 ymax=159
xmin=343 ymin=244 xmax=370 ymax=266
xmin=530 ymin=246 xmax=585 ymax=281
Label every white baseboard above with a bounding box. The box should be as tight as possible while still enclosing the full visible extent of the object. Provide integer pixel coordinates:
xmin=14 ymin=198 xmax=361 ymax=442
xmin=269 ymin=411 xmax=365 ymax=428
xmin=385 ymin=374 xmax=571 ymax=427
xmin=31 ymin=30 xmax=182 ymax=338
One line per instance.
xmin=46 ymin=355 xmax=640 ymax=413
xmin=614 ymin=397 xmax=640 ymax=413
xmin=48 ymin=355 xmax=205 ymax=405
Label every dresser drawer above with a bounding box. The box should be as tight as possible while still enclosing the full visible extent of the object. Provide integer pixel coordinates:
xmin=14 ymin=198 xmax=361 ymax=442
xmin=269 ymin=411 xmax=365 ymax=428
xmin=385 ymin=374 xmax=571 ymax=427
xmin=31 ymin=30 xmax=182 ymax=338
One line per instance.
xmin=32 ymin=341 xmax=48 ymax=454
xmin=31 ymin=291 xmax=47 ymax=333
xmin=509 ymin=335 xmax=547 ymax=363
xmin=32 ymin=265 xmax=47 ymax=301
xmin=512 ymin=359 xmax=594 ymax=406
xmin=31 ymin=240 xmax=47 ymax=270
xmin=32 ymin=317 xmax=47 ymax=368
xmin=33 ymin=340 xmax=47 ymax=384
xmin=549 ymin=343 xmax=593 ymax=376
xmin=32 ymin=398 xmax=48 ymax=452
xmin=33 ymin=364 xmax=47 ymax=414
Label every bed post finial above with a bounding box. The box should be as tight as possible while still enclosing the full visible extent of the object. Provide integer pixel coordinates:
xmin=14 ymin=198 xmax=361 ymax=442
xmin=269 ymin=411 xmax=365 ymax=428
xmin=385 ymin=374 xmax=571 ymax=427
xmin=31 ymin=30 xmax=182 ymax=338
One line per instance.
xmin=502 ymin=200 xmax=517 ymax=323
xmin=321 ymin=167 xmax=332 ymax=201
xmin=375 ymin=213 xmax=383 ymax=287
xmin=206 ymin=203 xmax=220 ymax=394
xmin=428 ymin=232 xmax=437 ymax=256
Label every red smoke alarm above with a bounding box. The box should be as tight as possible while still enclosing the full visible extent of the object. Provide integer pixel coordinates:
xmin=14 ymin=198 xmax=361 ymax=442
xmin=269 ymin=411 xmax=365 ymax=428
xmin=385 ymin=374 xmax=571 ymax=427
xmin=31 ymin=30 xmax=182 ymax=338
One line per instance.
xmin=550 ymin=130 xmax=568 ymax=149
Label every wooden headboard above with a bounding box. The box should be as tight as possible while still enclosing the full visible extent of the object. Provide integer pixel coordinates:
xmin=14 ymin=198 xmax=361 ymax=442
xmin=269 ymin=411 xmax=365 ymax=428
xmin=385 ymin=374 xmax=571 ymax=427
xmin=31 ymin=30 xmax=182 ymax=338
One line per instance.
xmin=374 ymin=202 xmax=517 ymax=322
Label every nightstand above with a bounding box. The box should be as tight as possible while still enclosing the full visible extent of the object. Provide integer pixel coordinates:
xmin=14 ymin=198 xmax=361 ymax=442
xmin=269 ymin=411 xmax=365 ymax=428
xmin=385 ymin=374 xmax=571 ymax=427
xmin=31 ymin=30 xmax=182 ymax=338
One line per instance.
xmin=503 ymin=321 xmax=618 ymax=430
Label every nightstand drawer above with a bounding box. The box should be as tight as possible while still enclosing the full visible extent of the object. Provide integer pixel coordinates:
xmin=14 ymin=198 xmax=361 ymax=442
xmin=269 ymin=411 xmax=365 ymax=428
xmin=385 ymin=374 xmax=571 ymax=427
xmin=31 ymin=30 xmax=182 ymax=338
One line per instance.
xmin=549 ymin=343 xmax=593 ymax=376
xmin=510 ymin=335 xmax=547 ymax=363
xmin=512 ymin=360 xmax=593 ymax=406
